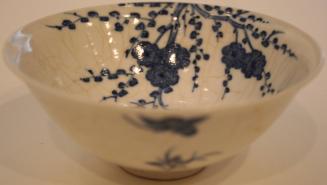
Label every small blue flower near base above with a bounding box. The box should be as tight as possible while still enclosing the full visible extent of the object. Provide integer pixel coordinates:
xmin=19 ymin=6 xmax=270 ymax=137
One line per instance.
xmin=147 ymin=148 xmax=221 ymax=170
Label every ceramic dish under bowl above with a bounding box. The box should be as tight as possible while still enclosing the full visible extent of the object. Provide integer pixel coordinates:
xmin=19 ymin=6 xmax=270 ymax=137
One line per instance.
xmin=3 ymin=2 xmax=323 ymax=180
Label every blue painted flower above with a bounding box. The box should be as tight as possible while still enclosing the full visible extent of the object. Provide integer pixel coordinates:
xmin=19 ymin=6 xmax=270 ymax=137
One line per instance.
xmin=131 ymin=41 xmax=163 ymax=67
xmin=146 ymin=65 xmax=179 ymax=89
xmin=241 ymin=50 xmax=266 ymax=79
xmin=162 ymin=43 xmax=191 ymax=69
xmin=221 ymin=42 xmax=246 ymax=69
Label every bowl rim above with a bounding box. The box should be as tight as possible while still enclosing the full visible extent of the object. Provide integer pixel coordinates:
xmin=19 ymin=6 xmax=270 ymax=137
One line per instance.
xmin=2 ymin=2 xmax=324 ymax=113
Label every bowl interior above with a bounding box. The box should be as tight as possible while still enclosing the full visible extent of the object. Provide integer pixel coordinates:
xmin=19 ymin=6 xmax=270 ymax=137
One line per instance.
xmin=4 ymin=2 xmax=321 ymax=109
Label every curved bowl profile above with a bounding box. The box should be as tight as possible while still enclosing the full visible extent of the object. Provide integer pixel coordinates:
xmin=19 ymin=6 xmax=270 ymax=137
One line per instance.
xmin=2 ymin=2 xmax=323 ymax=180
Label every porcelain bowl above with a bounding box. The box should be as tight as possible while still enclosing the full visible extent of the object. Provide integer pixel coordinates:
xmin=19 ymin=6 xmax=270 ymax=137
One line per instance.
xmin=3 ymin=2 xmax=323 ymax=180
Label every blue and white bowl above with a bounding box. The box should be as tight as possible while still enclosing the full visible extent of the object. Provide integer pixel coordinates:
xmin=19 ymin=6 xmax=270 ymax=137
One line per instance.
xmin=3 ymin=2 xmax=323 ymax=180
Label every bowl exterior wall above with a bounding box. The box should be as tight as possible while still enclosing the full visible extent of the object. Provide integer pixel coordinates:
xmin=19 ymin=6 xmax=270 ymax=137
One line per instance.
xmin=27 ymin=81 xmax=296 ymax=172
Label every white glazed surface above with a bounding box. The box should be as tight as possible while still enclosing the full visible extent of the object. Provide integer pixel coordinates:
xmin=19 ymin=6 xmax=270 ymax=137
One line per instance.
xmin=0 ymin=0 xmax=326 ymax=180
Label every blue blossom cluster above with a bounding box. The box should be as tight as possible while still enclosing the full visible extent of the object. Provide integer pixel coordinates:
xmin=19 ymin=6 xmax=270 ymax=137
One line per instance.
xmin=131 ymin=41 xmax=190 ymax=89
xmin=222 ymin=42 xmax=266 ymax=80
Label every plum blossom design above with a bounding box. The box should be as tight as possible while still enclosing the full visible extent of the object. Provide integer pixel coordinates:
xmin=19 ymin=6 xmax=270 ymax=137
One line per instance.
xmin=221 ymin=42 xmax=246 ymax=69
xmin=124 ymin=115 xmax=207 ymax=137
xmin=131 ymin=41 xmax=162 ymax=67
xmin=147 ymin=148 xmax=221 ymax=170
xmin=242 ymin=50 xmax=267 ymax=80
xmin=146 ymin=65 xmax=179 ymax=89
xmin=47 ymin=2 xmax=296 ymax=107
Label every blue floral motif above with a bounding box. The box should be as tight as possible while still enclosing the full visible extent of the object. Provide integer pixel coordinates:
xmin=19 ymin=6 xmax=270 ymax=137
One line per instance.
xmin=131 ymin=41 xmax=162 ymax=67
xmin=147 ymin=148 xmax=221 ymax=170
xmin=124 ymin=115 xmax=207 ymax=137
xmin=221 ymin=42 xmax=246 ymax=69
xmin=242 ymin=50 xmax=267 ymax=80
xmin=220 ymin=43 xmax=271 ymax=98
xmin=146 ymin=65 xmax=179 ymax=89
xmin=162 ymin=43 xmax=191 ymax=69
xmin=47 ymin=2 xmax=296 ymax=107
xmin=221 ymin=43 xmax=267 ymax=80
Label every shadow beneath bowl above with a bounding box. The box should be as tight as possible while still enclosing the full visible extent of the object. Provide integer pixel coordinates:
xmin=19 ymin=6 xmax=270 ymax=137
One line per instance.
xmin=0 ymin=92 xmax=318 ymax=185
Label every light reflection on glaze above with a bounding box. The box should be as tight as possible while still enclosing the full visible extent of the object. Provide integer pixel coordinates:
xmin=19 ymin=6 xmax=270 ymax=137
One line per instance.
xmin=113 ymin=48 xmax=120 ymax=59
xmin=168 ymin=53 xmax=177 ymax=66
xmin=104 ymin=22 xmax=110 ymax=29
xmin=131 ymin=65 xmax=143 ymax=74
xmin=134 ymin=44 xmax=145 ymax=60
xmin=133 ymin=18 xmax=140 ymax=25
xmin=10 ymin=30 xmax=33 ymax=64
xmin=108 ymin=37 xmax=113 ymax=44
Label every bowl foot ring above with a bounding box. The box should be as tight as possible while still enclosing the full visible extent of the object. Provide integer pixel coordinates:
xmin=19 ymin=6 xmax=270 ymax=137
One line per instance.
xmin=120 ymin=166 xmax=205 ymax=181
